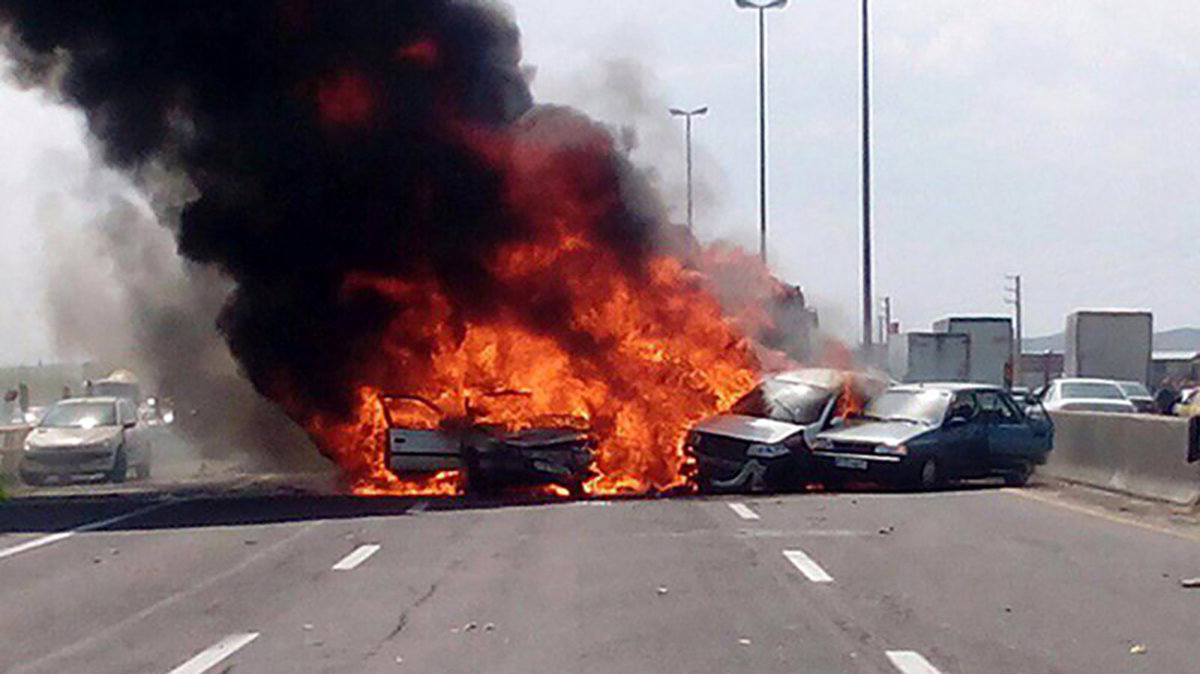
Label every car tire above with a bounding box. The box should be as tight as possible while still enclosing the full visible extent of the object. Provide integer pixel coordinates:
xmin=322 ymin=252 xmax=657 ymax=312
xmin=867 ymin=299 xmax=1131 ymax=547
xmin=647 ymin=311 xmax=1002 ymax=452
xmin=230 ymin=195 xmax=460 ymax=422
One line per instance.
xmin=135 ymin=461 xmax=152 ymax=481
xmin=108 ymin=449 xmax=128 ymax=484
xmin=18 ymin=469 xmax=44 ymax=487
xmin=915 ymin=458 xmax=941 ymax=490
xmin=1003 ymin=462 xmax=1032 ymax=487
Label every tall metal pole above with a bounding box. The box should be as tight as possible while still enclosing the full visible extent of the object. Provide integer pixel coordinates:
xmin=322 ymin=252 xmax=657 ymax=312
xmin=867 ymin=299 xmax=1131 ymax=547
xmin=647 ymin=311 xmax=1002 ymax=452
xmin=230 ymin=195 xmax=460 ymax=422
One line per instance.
xmin=861 ymin=0 xmax=874 ymax=349
xmin=758 ymin=7 xmax=769 ymax=265
xmin=1007 ymin=274 xmax=1024 ymax=387
xmin=685 ymin=114 xmax=694 ymax=232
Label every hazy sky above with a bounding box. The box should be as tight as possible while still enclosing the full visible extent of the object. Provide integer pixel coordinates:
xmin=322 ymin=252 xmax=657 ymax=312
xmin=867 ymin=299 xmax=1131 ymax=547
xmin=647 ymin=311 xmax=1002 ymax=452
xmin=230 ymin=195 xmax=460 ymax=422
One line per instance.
xmin=2 ymin=0 xmax=1199 ymax=364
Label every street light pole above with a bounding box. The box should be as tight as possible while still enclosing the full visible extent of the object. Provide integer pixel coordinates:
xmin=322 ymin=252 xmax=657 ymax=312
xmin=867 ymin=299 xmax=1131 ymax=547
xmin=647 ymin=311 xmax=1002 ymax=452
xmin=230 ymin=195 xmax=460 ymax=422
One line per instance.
xmin=669 ymin=106 xmax=709 ymax=232
xmin=861 ymin=0 xmax=874 ymax=350
xmin=735 ymin=0 xmax=788 ymax=265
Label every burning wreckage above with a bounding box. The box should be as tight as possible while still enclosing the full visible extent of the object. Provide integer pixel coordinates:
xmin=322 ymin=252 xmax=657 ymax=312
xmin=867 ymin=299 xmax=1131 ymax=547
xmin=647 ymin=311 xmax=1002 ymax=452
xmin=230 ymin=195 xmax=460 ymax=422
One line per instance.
xmin=0 ymin=0 xmax=842 ymax=498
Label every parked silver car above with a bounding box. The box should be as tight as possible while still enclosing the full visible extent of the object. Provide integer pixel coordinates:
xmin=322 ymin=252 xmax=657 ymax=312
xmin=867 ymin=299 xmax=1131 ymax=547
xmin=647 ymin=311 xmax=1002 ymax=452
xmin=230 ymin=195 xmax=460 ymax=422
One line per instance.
xmin=18 ymin=397 xmax=152 ymax=485
xmin=1037 ymin=378 xmax=1137 ymax=414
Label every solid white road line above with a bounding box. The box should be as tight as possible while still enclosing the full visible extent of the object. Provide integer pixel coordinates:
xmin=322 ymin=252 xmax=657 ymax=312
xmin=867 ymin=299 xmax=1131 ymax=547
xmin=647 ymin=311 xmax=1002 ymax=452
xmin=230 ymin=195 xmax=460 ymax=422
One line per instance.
xmin=886 ymin=650 xmax=943 ymax=674
xmin=332 ymin=544 xmax=381 ymax=571
xmin=168 ymin=633 xmax=260 ymax=674
xmin=782 ymin=549 xmax=834 ymax=583
xmin=727 ymin=502 xmax=761 ymax=521
xmin=0 ymin=501 xmax=170 ymax=561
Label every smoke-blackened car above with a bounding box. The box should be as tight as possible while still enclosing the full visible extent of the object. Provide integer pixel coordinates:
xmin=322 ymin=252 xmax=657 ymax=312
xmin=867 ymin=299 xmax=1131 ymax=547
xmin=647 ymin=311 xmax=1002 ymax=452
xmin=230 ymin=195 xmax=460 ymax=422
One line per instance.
xmin=686 ymin=369 xmax=889 ymax=492
xmin=381 ymin=391 xmax=594 ymax=496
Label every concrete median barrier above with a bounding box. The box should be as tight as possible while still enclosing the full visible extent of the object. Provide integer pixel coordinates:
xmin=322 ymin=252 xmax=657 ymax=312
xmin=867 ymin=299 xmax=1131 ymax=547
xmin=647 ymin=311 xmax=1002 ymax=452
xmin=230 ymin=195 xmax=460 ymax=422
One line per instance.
xmin=1043 ymin=411 xmax=1200 ymax=506
xmin=0 ymin=425 xmax=32 ymax=478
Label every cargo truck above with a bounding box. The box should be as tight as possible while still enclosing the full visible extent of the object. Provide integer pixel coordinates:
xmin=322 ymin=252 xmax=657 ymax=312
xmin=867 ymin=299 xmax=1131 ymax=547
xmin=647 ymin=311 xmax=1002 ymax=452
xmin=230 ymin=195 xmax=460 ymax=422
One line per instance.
xmin=933 ymin=316 xmax=1014 ymax=387
xmin=1064 ymin=310 xmax=1152 ymax=384
xmin=888 ymin=332 xmax=971 ymax=383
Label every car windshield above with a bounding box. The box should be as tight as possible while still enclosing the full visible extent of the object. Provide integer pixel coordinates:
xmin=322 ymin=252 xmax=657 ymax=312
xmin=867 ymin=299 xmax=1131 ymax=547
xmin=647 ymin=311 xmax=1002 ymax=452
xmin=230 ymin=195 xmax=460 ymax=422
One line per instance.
xmin=40 ymin=402 xmax=116 ymax=429
xmin=860 ymin=390 xmax=952 ymax=425
xmin=1061 ymin=382 xmax=1126 ymax=400
xmin=730 ymin=381 xmax=832 ymax=425
xmin=1117 ymin=382 xmax=1151 ymax=398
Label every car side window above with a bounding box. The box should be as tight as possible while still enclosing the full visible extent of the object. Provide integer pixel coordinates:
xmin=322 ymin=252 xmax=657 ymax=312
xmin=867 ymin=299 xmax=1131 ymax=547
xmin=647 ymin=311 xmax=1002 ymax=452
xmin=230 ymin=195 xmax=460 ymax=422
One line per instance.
xmin=977 ymin=391 xmax=1018 ymax=422
xmin=949 ymin=392 xmax=979 ymax=423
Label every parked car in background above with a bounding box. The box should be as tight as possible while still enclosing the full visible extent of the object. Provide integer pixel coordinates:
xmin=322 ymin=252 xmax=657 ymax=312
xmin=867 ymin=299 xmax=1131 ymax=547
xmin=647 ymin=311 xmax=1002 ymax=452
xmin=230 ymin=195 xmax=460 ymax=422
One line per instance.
xmin=19 ymin=397 xmax=152 ymax=485
xmin=383 ymin=391 xmax=595 ymax=495
xmin=811 ymin=383 xmax=1054 ymax=489
xmin=687 ymin=368 xmax=889 ymax=492
xmin=1037 ymin=378 xmax=1138 ymax=414
xmin=1115 ymin=381 xmax=1155 ymax=413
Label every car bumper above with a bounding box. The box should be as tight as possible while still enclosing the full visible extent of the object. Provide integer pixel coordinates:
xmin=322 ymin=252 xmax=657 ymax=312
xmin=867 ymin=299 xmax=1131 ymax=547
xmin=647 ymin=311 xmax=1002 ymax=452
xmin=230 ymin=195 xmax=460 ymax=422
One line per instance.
xmin=695 ymin=451 xmax=809 ymax=492
xmin=477 ymin=448 xmax=594 ymax=484
xmin=20 ymin=448 xmax=117 ymax=475
xmin=810 ymin=451 xmax=910 ymax=482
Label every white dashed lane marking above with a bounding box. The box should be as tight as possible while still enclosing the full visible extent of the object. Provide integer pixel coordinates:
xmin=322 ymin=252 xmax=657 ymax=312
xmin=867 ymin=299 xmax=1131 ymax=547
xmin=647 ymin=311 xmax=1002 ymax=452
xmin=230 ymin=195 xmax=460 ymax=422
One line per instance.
xmin=886 ymin=650 xmax=943 ymax=674
xmin=782 ymin=549 xmax=834 ymax=583
xmin=0 ymin=501 xmax=171 ymax=561
xmin=727 ymin=502 xmax=760 ymax=521
xmin=332 ymin=544 xmax=381 ymax=571
xmin=167 ymin=633 xmax=260 ymax=674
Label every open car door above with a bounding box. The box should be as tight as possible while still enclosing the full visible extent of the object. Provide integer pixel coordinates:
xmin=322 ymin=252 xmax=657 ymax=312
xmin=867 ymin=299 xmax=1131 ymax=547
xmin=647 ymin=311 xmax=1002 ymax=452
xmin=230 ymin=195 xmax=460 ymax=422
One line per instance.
xmin=380 ymin=394 xmax=463 ymax=473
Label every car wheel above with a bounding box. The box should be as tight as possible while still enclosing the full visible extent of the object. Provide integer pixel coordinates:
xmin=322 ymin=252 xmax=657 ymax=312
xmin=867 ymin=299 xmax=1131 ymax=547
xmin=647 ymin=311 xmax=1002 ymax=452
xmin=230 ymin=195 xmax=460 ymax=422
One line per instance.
xmin=18 ymin=469 xmax=44 ymax=487
xmin=916 ymin=458 xmax=941 ymax=490
xmin=108 ymin=449 xmax=128 ymax=484
xmin=135 ymin=461 xmax=152 ymax=481
xmin=1003 ymin=462 xmax=1032 ymax=487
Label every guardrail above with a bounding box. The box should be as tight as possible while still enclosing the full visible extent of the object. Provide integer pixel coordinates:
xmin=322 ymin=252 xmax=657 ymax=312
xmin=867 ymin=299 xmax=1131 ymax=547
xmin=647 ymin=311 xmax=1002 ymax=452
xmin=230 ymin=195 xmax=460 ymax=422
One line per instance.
xmin=0 ymin=424 xmax=32 ymax=478
xmin=1042 ymin=412 xmax=1200 ymax=506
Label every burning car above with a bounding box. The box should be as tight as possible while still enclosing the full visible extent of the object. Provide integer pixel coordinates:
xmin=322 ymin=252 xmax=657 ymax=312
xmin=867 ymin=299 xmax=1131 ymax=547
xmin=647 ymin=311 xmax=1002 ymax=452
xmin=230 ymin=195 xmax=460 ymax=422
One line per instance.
xmin=381 ymin=391 xmax=595 ymax=496
xmin=686 ymin=368 xmax=889 ymax=492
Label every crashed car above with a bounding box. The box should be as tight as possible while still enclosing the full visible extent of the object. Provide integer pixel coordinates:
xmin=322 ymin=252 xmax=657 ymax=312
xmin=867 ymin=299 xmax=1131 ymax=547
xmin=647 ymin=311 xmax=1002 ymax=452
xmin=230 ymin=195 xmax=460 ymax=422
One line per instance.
xmin=381 ymin=391 xmax=595 ymax=495
xmin=686 ymin=368 xmax=889 ymax=492
xmin=811 ymin=383 xmax=1054 ymax=489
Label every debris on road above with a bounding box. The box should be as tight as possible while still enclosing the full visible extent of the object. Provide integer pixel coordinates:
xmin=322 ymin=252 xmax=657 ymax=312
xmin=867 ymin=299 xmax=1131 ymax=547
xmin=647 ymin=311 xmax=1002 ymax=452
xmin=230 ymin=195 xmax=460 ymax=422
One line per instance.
xmin=738 ymin=638 xmax=752 ymax=646
xmin=656 ymin=586 xmax=669 ymax=596
xmin=1180 ymin=577 xmax=1200 ymax=588
xmin=484 ymin=623 xmax=496 ymax=632
xmin=463 ymin=622 xmax=478 ymax=632
xmin=878 ymin=525 xmax=894 ymax=535
xmin=1129 ymin=644 xmax=1148 ymax=655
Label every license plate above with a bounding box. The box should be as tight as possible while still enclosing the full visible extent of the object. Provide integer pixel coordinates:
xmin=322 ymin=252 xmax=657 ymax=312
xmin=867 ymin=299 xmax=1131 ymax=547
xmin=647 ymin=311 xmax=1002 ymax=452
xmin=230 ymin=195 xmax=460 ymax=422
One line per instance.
xmin=834 ymin=457 xmax=869 ymax=471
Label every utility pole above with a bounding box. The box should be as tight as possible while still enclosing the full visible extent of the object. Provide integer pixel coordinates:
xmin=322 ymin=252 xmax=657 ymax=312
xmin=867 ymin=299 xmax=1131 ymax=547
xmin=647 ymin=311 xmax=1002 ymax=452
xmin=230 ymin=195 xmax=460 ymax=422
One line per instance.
xmin=861 ymin=0 xmax=874 ymax=350
xmin=669 ymin=106 xmax=709 ymax=232
xmin=880 ymin=296 xmax=892 ymax=345
xmin=1005 ymin=275 xmax=1024 ymax=388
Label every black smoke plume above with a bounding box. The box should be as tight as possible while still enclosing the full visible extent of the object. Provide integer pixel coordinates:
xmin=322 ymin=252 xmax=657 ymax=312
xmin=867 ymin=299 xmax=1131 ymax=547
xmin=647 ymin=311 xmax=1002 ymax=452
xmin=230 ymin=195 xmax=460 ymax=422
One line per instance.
xmin=0 ymin=0 xmax=621 ymax=419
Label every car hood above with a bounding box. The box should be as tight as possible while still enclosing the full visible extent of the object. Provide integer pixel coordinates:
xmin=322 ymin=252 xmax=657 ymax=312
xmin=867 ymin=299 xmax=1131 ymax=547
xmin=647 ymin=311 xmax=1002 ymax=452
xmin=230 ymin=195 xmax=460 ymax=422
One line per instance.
xmin=26 ymin=426 xmax=120 ymax=449
xmin=499 ymin=427 xmax=590 ymax=448
xmin=691 ymin=414 xmax=807 ymax=445
xmin=816 ymin=420 xmax=930 ymax=446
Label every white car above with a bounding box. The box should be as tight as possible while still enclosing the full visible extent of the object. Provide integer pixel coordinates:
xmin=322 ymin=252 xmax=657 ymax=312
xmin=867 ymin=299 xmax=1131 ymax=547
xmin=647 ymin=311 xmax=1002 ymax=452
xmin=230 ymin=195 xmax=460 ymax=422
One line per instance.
xmin=1038 ymin=378 xmax=1137 ymax=414
xmin=19 ymin=397 xmax=153 ymax=485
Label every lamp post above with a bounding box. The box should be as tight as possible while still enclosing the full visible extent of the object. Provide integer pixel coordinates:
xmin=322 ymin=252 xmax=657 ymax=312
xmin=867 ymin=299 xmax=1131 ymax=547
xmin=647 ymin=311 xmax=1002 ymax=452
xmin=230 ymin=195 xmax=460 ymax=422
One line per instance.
xmin=861 ymin=0 xmax=874 ymax=349
xmin=734 ymin=0 xmax=788 ymax=265
xmin=669 ymin=106 xmax=709 ymax=232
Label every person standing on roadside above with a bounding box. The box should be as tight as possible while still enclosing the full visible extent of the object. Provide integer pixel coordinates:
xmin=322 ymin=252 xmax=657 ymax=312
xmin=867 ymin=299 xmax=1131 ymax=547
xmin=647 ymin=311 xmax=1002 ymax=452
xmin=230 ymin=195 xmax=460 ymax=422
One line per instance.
xmin=1155 ymin=378 xmax=1180 ymax=415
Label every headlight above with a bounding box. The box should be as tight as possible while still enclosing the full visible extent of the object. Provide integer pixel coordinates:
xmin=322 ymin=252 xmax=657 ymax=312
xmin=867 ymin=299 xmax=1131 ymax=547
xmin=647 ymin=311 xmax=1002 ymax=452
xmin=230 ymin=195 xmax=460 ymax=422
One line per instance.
xmin=873 ymin=444 xmax=907 ymax=456
xmin=747 ymin=443 xmax=790 ymax=459
xmin=810 ymin=438 xmax=834 ymax=450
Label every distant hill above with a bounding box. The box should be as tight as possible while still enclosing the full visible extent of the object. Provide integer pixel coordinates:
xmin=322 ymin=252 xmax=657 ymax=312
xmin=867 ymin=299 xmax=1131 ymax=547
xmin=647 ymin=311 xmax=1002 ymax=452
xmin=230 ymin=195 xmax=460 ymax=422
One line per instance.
xmin=1023 ymin=327 xmax=1200 ymax=353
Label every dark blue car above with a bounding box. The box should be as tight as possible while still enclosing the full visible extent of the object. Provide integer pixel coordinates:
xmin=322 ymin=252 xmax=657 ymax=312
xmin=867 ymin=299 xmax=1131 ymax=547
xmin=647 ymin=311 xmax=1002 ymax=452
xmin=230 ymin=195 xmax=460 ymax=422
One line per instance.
xmin=810 ymin=383 xmax=1054 ymax=489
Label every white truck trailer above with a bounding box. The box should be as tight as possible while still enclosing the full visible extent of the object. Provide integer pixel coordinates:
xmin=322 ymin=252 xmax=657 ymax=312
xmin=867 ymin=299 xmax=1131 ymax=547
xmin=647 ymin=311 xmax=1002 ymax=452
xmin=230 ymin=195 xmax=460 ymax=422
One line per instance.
xmin=888 ymin=332 xmax=971 ymax=383
xmin=933 ymin=316 xmax=1014 ymax=387
xmin=1064 ymin=310 xmax=1153 ymax=384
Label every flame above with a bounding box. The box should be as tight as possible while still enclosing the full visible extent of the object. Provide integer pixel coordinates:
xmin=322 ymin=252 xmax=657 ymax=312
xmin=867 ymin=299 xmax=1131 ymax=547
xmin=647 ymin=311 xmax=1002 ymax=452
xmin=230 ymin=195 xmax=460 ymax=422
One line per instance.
xmin=297 ymin=110 xmax=762 ymax=497
xmin=834 ymin=377 xmax=865 ymax=421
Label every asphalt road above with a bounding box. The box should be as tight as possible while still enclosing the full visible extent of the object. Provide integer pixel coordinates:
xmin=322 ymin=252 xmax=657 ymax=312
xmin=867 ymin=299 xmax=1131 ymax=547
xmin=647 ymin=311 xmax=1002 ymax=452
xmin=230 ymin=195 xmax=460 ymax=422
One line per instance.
xmin=2 ymin=482 xmax=1199 ymax=673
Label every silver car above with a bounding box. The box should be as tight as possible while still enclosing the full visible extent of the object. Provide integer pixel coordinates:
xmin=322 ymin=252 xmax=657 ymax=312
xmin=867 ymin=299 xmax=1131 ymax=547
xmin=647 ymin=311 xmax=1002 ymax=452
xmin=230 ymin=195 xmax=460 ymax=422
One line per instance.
xmin=1038 ymin=378 xmax=1137 ymax=414
xmin=19 ymin=397 xmax=152 ymax=485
